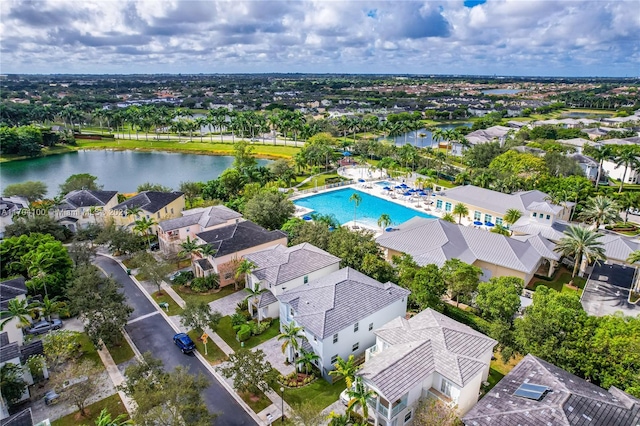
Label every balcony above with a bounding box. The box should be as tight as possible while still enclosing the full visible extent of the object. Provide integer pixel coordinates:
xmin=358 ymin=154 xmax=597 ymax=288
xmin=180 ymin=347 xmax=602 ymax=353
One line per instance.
xmin=365 ymin=345 xmax=378 ymax=361
xmin=390 ymin=401 xmax=407 ymax=418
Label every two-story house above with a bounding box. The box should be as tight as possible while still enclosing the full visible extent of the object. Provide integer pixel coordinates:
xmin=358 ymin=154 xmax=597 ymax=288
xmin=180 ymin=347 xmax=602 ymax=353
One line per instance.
xmin=0 ymin=196 xmax=29 ymax=239
xmin=358 ymin=309 xmax=497 ymax=425
xmin=193 ymin=220 xmax=287 ymax=287
xmin=0 ymin=277 xmax=29 ymax=345
xmin=55 ymin=189 xmax=119 ymax=232
xmin=111 ymin=191 xmax=185 ymax=234
xmin=157 ymin=205 xmax=243 ymax=254
xmin=243 ymin=243 xmax=341 ymax=321
xmin=277 ymin=267 xmax=410 ymax=381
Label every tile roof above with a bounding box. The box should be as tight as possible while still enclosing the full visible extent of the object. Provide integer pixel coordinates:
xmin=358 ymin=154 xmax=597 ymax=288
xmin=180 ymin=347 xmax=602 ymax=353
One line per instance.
xmin=195 ymin=258 xmax=214 ymax=271
xmin=0 ymin=341 xmax=21 ymax=364
xmin=358 ymin=309 xmax=496 ymax=402
xmin=376 ymin=218 xmax=547 ymax=273
xmin=599 ymin=234 xmax=640 ymax=263
xmin=244 ymin=243 xmax=340 ymax=287
xmin=463 ymin=354 xmax=640 ymax=426
xmin=0 ymin=408 xmax=34 ymax=426
xmin=510 ymin=217 xmax=569 ymax=242
xmin=158 ymin=205 xmax=242 ymax=232
xmin=257 ymin=290 xmax=278 ymax=308
xmin=59 ymin=190 xmax=118 ymax=209
xmin=113 ymin=191 xmax=183 ymax=214
xmin=196 ymin=220 xmax=287 ymax=258
xmin=0 ymin=277 xmax=27 ymax=311
xmin=277 ymin=267 xmax=409 ymax=339
xmin=465 ymin=126 xmax=512 ymax=145
xmin=20 ymin=339 xmax=44 ymax=362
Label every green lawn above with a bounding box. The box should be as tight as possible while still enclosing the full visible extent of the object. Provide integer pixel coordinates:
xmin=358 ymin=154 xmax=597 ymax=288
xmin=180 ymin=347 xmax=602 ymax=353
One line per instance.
xmin=239 ymin=391 xmax=272 ymax=414
xmin=529 ymin=271 xmax=586 ymax=295
xmin=283 ymin=377 xmax=346 ymax=412
xmin=172 ymin=284 xmax=240 ymax=305
xmin=52 ymin=394 xmax=128 ymax=426
xmin=216 ymin=316 xmax=281 ymax=352
xmin=187 ymin=330 xmax=228 ymax=364
xmin=152 ymin=291 xmax=183 ymax=316
xmin=106 ymin=334 xmax=135 ymax=365
xmin=297 ymin=173 xmax=347 ymax=190
xmin=77 ymin=333 xmax=103 ymax=369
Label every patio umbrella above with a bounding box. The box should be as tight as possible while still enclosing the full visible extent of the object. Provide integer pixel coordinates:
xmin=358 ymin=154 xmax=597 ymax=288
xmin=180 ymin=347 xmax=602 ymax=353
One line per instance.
xmin=403 ymin=192 xmax=413 ymax=196
xmin=383 ymin=186 xmax=392 ymax=191
xmin=342 ymin=151 xmax=352 ymax=156
xmin=485 ymin=222 xmax=495 ymax=227
xmin=358 ymin=179 xmax=366 ymax=182
xmin=400 ymin=183 xmax=408 ymax=188
xmin=303 ymin=215 xmax=312 ymax=221
xmin=385 ymin=227 xmax=394 ymax=232
xmin=418 ymin=191 xmax=427 ymax=196
xmin=473 ymin=221 xmax=483 ymax=226
xmin=394 ymin=185 xmax=403 ymax=189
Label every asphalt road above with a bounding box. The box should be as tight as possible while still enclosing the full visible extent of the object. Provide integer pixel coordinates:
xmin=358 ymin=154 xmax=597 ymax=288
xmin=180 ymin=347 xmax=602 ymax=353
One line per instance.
xmin=95 ymin=255 xmax=257 ymax=426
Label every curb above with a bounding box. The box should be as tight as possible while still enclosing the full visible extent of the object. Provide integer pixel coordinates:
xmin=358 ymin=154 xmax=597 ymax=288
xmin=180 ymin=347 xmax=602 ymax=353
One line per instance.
xmin=96 ymin=254 xmax=265 ymax=425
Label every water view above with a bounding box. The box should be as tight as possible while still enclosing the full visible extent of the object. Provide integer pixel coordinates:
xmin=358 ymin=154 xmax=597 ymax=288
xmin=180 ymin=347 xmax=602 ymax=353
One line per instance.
xmin=380 ymin=122 xmax=472 ymax=148
xmin=1 ymin=150 xmax=270 ymax=196
xmin=294 ymin=188 xmax=436 ymax=228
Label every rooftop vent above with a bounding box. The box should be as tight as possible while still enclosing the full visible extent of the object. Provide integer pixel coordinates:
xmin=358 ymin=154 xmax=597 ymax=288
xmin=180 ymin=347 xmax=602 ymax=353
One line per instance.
xmin=513 ymin=383 xmax=551 ymax=401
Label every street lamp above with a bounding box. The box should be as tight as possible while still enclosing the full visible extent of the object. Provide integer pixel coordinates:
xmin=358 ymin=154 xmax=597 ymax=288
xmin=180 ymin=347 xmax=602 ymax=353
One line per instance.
xmin=280 ymin=386 xmax=285 ymax=423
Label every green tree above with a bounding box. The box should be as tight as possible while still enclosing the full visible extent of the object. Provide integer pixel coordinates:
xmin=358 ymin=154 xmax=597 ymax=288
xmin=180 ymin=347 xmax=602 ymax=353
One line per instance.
xmin=286 ymin=220 xmax=332 ymax=252
xmin=441 ymin=213 xmax=456 ymax=223
xmin=0 ymin=363 xmax=27 ymax=406
xmin=39 ymin=295 xmax=66 ymax=322
xmin=131 ymin=251 xmax=173 ymax=294
xmin=615 ymin=192 xmax=640 ymax=223
xmin=579 ymin=196 xmax=621 ymax=229
xmin=491 ymin=224 xmax=511 ymax=236
xmin=555 ymin=225 xmax=605 ymax=277
xmin=5 ymin=215 xmax=70 ymax=241
xmin=244 ymin=283 xmax=266 ymax=320
xmin=329 ymin=355 xmax=358 ymax=389
xmin=136 ymin=182 xmax=172 ymax=192
xmin=349 ymin=192 xmax=362 ymax=227
xmin=91 ymin=408 xmax=133 ymax=426
xmin=95 ymin=224 xmax=145 ymax=256
xmin=453 ymin=203 xmax=469 ymax=224
xmin=277 ymin=322 xmax=308 ymax=363
xmin=410 ymin=264 xmax=447 ymax=311
xmin=377 ymin=213 xmax=392 ymax=230
xmin=42 ymin=329 xmax=82 ymax=371
xmin=583 ymin=144 xmax=614 ymax=189
xmin=59 ymin=173 xmax=101 ymax=194
xmin=346 ymin=377 xmax=376 ymax=421
xmin=327 ymin=227 xmax=380 ymax=272
xmin=0 ymin=298 xmax=39 ymax=330
xmin=628 ymin=250 xmax=640 ymax=264
xmin=219 ymin=348 xmax=278 ymax=395
xmin=503 ymin=208 xmax=522 ymax=226
xmin=133 ymin=216 xmax=157 ymax=249
xmin=179 ymin=181 xmax=203 ymax=208
xmin=476 ymin=276 xmax=524 ymax=322
xmin=2 ymin=181 xmax=47 ymax=202
xmin=243 ymin=191 xmax=295 ymax=230
xmin=441 ymin=259 xmax=482 ymax=307
xmin=463 ymin=142 xmax=506 ymax=169
xmin=54 ymin=360 xmax=102 ymax=418
xmin=413 ymin=397 xmax=460 ymax=426
xmin=298 ymin=349 xmax=320 ymax=375
xmin=612 ymin=145 xmax=640 ymax=193
xmin=232 ymin=140 xmax=258 ymax=172
xmin=179 ymin=301 xmax=222 ymax=333
xmin=234 ymin=259 xmax=256 ymax=290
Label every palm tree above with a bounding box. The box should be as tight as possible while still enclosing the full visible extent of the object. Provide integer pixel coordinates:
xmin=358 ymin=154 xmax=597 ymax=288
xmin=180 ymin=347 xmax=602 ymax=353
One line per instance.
xmin=615 ymin=192 xmax=640 ymax=224
xmin=453 ymin=203 xmax=469 ymax=224
xmin=126 ymin=206 xmax=142 ymax=220
xmin=298 ymin=349 xmax=320 ymax=375
xmin=627 ymin=250 xmax=640 ymax=264
xmin=0 ymin=298 xmax=39 ymax=330
xmin=329 ymin=355 xmax=358 ymax=389
xmin=377 ymin=214 xmax=392 ymax=231
xmin=613 ymin=146 xmax=640 ymax=193
xmin=244 ymin=283 xmax=266 ymax=321
xmin=441 ymin=213 xmax=456 ymax=223
xmin=491 ymin=224 xmax=511 ymax=236
xmin=579 ymin=196 xmax=621 ymax=230
xmin=178 ymin=236 xmax=199 ymax=261
xmin=94 ymin=408 xmax=133 ymax=426
xmin=346 ymin=377 xmax=376 ymax=422
xmin=235 ymin=259 xmax=256 ymax=290
xmin=555 ymin=225 xmax=605 ymax=277
xmin=277 ymin=322 xmax=307 ymax=364
xmin=586 ymin=145 xmax=614 ymax=189
xmin=504 ymin=208 xmax=522 ymax=226
xmin=133 ymin=217 xmax=157 ymax=249
xmin=196 ymin=243 xmax=217 ymax=258
xmin=349 ymin=192 xmax=362 ymax=228
xmin=40 ymin=295 xmax=66 ymax=322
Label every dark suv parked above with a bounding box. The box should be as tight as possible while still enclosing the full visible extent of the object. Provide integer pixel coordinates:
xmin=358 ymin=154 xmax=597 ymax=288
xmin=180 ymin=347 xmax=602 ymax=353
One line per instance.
xmin=173 ymin=333 xmax=196 ymax=354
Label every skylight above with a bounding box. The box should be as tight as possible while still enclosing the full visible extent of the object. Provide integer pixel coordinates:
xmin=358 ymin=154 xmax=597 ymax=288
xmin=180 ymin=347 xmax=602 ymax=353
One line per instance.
xmin=513 ymin=383 xmax=550 ymax=401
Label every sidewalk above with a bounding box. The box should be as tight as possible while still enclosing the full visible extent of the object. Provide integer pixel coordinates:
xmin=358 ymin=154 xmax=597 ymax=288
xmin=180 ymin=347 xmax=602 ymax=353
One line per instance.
xmin=96 ymin=346 xmax=136 ymax=414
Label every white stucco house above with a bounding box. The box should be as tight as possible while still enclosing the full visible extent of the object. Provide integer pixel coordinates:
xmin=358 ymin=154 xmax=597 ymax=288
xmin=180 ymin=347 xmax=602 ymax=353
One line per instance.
xmin=357 ymin=309 xmax=497 ymax=425
xmin=243 ymin=243 xmax=341 ymax=321
xmin=277 ymin=267 xmax=410 ymax=381
xmin=0 ymin=196 xmax=29 ymax=239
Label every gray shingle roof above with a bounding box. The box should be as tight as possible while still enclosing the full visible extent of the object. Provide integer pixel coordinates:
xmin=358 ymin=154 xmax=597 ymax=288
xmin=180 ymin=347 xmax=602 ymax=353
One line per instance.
xmin=20 ymin=339 xmax=44 ymax=362
xmin=463 ymin=354 xmax=640 ymax=426
xmin=0 ymin=277 xmax=27 ymax=311
xmin=113 ymin=191 xmax=183 ymax=214
xmin=277 ymin=267 xmax=409 ymax=339
xmin=0 ymin=341 xmax=21 ymax=364
xmin=599 ymin=234 xmax=640 ymax=263
xmin=59 ymin=190 xmax=118 ymax=209
xmin=158 ymin=205 xmax=242 ymax=232
xmin=376 ymin=218 xmax=547 ymax=273
xmin=196 ymin=220 xmax=287 ymax=258
xmin=257 ymin=290 xmax=278 ymax=308
xmin=244 ymin=243 xmax=340 ymax=287
xmin=0 ymin=408 xmax=34 ymax=426
xmin=358 ymin=309 xmax=496 ymax=402
xmin=195 ymin=258 xmax=214 ymax=271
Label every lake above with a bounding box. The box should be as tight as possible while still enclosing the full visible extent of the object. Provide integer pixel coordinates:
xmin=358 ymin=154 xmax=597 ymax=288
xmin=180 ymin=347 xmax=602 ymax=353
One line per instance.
xmin=482 ymin=89 xmax=523 ymax=95
xmin=0 ymin=150 xmax=271 ymax=197
xmin=380 ymin=122 xmax=472 ymax=154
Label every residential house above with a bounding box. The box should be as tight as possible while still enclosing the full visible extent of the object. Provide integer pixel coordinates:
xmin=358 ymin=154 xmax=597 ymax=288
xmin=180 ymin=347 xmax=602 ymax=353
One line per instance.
xmin=433 ymin=184 xmax=574 ymax=225
xmin=358 ymin=309 xmax=496 ymax=424
xmin=463 ymin=354 xmax=640 ymax=426
xmin=376 ymin=218 xmax=560 ymax=283
xmin=157 ymin=205 xmax=243 ymax=254
xmin=54 ymin=190 xmax=119 ymax=232
xmin=0 ymin=278 xmax=29 ymax=345
xmin=243 ymin=243 xmax=341 ymax=321
xmin=277 ymin=267 xmax=410 ymax=381
xmin=464 ymin=126 xmax=513 ymax=146
xmin=599 ymin=233 xmax=640 ymax=266
xmin=602 ymin=156 xmax=640 ymax=185
xmin=0 ymin=196 xmax=28 ymax=239
xmin=111 ymin=191 xmax=185 ymax=233
xmin=193 ymin=220 xmax=287 ymax=287
xmin=569 ymin=153 xmax=600 ymax=181
xmin=557 ymin=137 xmax=595 ymax=154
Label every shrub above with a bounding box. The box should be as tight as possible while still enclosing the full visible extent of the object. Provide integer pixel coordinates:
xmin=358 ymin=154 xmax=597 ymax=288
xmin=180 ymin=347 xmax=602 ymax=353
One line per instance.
xmin=189 ymin=274 xmax=219 ymax=292
xmin=173 ymin=271 xmax=194 ymax=286
xmin=251 ymin=320 xmax=272 ymax=336
xmin=231 ymin=313 xmax=248 ymax=327
xmin=235 ymin=299 xmax=248 ymax=313
xmin=235 ymin=324 xmax=252 ymax=342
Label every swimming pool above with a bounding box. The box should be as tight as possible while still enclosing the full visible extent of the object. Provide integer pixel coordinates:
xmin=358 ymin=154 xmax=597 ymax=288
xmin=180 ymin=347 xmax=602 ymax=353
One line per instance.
xmin=375 ymin=181 xmax=392 ymax=187
xmin=294 ymin=188 xmax=436 ymax=227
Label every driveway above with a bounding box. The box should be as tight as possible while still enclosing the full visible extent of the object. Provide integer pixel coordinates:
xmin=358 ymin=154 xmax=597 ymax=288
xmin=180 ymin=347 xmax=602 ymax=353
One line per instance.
xmin=95 ymin=255 xmax=257 ymax=426
xmin=581 ymin=262 xmax=639 ymax=317
xmin=209 ymin=289 xmax=248 ymax=317
xmin=253 ymin=337 xmax=294 ymax=376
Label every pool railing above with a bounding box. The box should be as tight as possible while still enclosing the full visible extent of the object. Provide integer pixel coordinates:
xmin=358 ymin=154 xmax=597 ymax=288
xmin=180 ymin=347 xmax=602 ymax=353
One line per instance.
xmin=293 ymin=179 xmax=355 ymax=196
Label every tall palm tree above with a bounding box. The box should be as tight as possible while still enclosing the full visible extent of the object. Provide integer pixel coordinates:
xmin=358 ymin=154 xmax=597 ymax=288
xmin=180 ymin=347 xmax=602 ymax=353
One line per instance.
xmin=504 ymin=208 xmax=522 ymax=226
xmin=298 ymin=349 xmax=320 ymax=375
xmin=491 ymin=224 xmax=511 ymax=236
xmin=346 ymin=377 xmax=376 ymax=422
xmin=196 ymin=243 xmax=217 ymax=258
xmin=579 ymin=196 xmax=621 ymax=230
xmin=555 ymin=225 xmax=605 ymax=277
xmin=615 ymin=192 xmax=640 ymax=224
xmin=613 ymin=146 xmax=640 ymax=193
xmin=178 ymin=236 xmax=199 ymax=260
xmin=627 ymin=250 xmax=640 ymax=264
xmin=0 ymin=298 xmax=39 ymax=330
xmin=277 ymin=322 xmax=307 ymax=363
xmin=133 ymin=217 xmax=157 ymax=249
xmin=441 ymin=213 xmax=456 ymax=223
xmin=349 ymin=192 xmax=362 ymax=228
xmin=40 ymin=295 xmax=66 ymax=322
xmin=586 ymin=145 xmax=614 ymax=189
xmin=329 ymin=355 xmax=358 ymax=389
xmin=377 ymin=214 xmax=392 ymax=231
xmin=235 ymin=259 xmax=256 ymax=290
xmin=453 ymin=203 xmax=469 ymax=224
xmin=244 ymin=283 xmax=266 ymax=321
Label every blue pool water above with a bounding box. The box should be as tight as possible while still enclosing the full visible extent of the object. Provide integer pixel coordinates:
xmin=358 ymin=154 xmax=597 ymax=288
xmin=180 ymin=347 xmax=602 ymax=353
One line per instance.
xmin=375 ymin=181 xmax=392 ymax=187
xmin=294 ymin=188 xmax=436 ymax=227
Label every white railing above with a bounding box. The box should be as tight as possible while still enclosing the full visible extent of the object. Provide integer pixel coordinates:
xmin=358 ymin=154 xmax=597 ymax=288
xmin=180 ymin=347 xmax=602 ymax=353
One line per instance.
xmin=293 ymin=180 xmax=355 ymax=196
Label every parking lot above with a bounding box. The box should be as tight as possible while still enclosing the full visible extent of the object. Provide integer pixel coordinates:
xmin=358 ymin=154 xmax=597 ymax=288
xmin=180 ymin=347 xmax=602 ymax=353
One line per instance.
xmin=581 ymin=262 xmax=639 ymax=317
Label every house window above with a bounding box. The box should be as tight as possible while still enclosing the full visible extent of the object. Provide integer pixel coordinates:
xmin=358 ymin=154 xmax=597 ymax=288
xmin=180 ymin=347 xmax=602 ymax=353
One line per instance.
xmin=436 ymin=200 xmax=443 ymax=209
xmin=224 ymin=273 xmax=233 ymax=280
xmin=331 ymin=354 xmax=338 ymax=364
xmin=533 ymin=212 xmax=537 ymax=218
xmin=440 ymin=378 xmax=453 ymax=397
xmin=474 ymin=211 xmax=481 ymax=221
xmin=165 ymin=207 xmax=168 ymax=213
xmin=333 ymin=333 xmax=338 ymax=344
xmin=352 ymin=342 xmax=359 ymax=352
xmin=404 ymin=411 xmax=412 ymax=423
xmin=445 ymin=202 xmax=452 ymax=212
xmin=171 ymin=208 xmax=174 ymax=214
xmin=354 ymin=322 xmax=359 ymax=332
xmin=146 ymin=215 xmax=150 ymax=219
xmin=313 ymin=335 xmax=317 ymax=343
xmin=546 ymin=214 xmax=551 ymax=220
xmin=290 ymin=307 xmax=294 ymax=318
xmin=369 ymin=322 xmax=373 ymax=331
xmin=157 ymin=212 xmax=160 ymax=218
xmin=496 ymin=218 xmax=503 ymax=226
xmin=484 ymin=214 xmax=492 ymax=223
xmin=303 ymin=275 xmax=308 ymax=284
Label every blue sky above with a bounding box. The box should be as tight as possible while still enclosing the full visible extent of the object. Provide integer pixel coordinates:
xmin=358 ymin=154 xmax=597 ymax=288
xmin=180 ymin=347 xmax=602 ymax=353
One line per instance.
xmin=1 ymin=0 xmax=637 ymax=77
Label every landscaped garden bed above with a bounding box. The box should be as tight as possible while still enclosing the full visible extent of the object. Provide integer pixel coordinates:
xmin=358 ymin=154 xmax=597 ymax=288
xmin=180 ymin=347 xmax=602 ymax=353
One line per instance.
xmin=278 ymin=371 xmax=316 ymax=388
xmin=605 ymin=222 xmax=640 ymax=236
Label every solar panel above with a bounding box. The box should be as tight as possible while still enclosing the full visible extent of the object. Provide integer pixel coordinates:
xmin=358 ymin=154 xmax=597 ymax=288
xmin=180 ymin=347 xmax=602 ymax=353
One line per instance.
xmin=514 ymin=383 xmax=549 ymax=400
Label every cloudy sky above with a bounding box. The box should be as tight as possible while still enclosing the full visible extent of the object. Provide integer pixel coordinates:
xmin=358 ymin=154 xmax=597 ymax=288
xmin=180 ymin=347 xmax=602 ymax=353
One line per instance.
xmin=1 ymin=0 xmax=638 ymax=76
